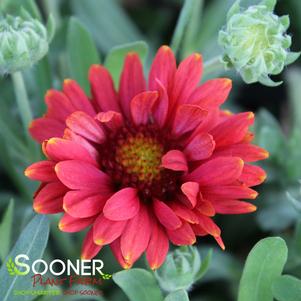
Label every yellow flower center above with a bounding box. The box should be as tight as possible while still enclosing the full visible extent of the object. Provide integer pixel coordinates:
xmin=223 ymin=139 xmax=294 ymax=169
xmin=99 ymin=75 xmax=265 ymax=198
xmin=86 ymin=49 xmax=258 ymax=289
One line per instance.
xmin=115 ymin=132 xmax=164 ymax=183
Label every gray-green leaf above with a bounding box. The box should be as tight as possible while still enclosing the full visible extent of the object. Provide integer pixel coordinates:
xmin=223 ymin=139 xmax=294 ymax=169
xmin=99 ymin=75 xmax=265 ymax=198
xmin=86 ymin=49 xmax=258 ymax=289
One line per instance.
xmin=67 ymin=17 xmax=100 ymax=95
xmin=272 ymin=275 xmax=301 ymax=301
xmin=113 ymin=268 xmax=164 ymax=301
xmin=238 ymin=237 xmax=288 ymax=301
xmin=0 ymin=214 xmax=50 ymax=301
xmin=104 ymin=41 xmax=148 ymax=88
xmin=164 ymin=290 xmax=189 ymax=301
xmin=0 ymin=199 xmax=14 ymax=262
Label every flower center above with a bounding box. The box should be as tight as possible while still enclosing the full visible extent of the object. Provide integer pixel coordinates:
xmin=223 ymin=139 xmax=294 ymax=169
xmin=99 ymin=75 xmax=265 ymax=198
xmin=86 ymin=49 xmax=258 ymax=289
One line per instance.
xmin=100 ymin=125 xmax=181 ymax=202
xmin=115 ymin=132 xmax=164 ymax=183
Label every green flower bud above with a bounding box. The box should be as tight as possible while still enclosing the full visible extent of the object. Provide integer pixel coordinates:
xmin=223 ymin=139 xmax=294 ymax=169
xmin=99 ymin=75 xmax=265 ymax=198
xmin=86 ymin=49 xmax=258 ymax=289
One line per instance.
xmin=218 ymin=0 xmax=300 ymax=86
xmin=0 ymin=12 xmax=54 ymax=75
xmin=154 ymin=246 xmax=201 ymax=292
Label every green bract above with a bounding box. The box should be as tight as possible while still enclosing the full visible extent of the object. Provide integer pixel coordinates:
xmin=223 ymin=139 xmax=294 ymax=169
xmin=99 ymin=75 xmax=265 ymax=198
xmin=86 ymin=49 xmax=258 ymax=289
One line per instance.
xmin=155 ymin=246 xmax=201 ymax=292
xmin=218 ymin=0 xmax=300 ymax=86
xmin=0 ymin=13 xmax=54 ymax=75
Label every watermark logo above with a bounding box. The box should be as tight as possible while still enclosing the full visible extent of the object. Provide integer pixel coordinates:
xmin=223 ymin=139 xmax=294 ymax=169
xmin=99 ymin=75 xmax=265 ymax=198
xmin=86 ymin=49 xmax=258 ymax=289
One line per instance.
xmin=6 ymin=254 xmax=112 ymax=280
xmin=6 ymin=257 xmax=28 ymax=276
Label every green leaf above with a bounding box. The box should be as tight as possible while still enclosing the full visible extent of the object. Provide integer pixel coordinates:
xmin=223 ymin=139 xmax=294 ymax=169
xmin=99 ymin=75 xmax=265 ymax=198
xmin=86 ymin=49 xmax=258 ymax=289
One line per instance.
xmin=0 ymin=199 xmax=14 ymax=262
xmin=238 ymin=237 xmax=288 ymax=301
xmin=104 ymin=41 xmax=148 ymax=88
xmin=164 ymin=290 xmax=189 ymax=301
xmin=46 ymin=14 xmax=56 ymax=42
xmin=285 ymin=52 xmax=301 ymax=65
xmin=0 ymin=215 xmax=50 ymax=301
xmin=195 ymin=249 xmax=212 ymax=281
xmin=71 ymin=0 xmax=144 ymax=53
xmin=113 ymin=268 xmax=164 ymax=301
xmin=0 ymin=0 xmax=41 ymax=20
xmin=170 ymin=0 xmax=197 ymax=55
xmin=272 ymin=275 xmax=301 ymax=301
xmin=67 ymin=17 xmax=100 ymax=95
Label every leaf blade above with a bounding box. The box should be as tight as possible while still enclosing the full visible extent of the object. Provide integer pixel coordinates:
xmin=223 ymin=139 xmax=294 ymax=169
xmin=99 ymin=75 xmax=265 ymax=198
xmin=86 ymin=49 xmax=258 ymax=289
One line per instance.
xmin=0 ymin=214 xmax=50 ymax=301
xmin=238 ymin=237 xmax=288 ymax=301
xmin=113 ymin=268 xmax=164 ymax=301
xmin=67 ymin=17 xmax=100 ymax=95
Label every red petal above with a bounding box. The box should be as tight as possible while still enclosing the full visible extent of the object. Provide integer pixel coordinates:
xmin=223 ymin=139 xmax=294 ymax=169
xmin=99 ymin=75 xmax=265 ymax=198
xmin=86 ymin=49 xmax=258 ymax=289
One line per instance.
xmin=45 ymin=89 xmax=75 ymax=121
xmin=93 ymin=214 xmax=127 ymax=245
xmin=110 ymin=238 xmax=132 ymax=269
xmin=55 ymin=160 xmax=111 ymax=191
xmin=103 ymin=188 xmax=140 ymax=221
xmin=169 ymin=202 xmax=199 ymax=223
xmin=188 ymin=78 xmax=232 ymax=109
xmin=63 ymin=79 xmax=95 ymax=116
xmin=96 ymin=111 xmax=123 ymax=132
xmin=25 ymin=161 xmax=57 ymax=182
xmin=184 ymin=133 xmax=215 ymax=161
xmin=172 ymin=53 xmax=203 ymax=106
xmin=172 ymin=104 xmax=208 ymax=136
xmin=63 ymin=190 xmax=108 ymax=218
xmin=197 ymin=215 xmax=221 ymax=237
xmin=210 ymin=112 xmax=254 ymax=147
xmin=146 ymin=220 xmax=169 ymax=270
xmin=161 ymin=150 xmax=188 ymax=172
xmin=130 ymin=91 xmax=158 ymax=126
xmin=196 ymin=199 xmax=216 ymax=216
xmin=29 ymin=117 xmax=65 ymax=143
xmin=149 ymin=45 xmax=176 ymax=93
xmin=59 ymin=213 xmax=95 ymax=233
xmin=239 ymin=164 xmax=267 ymax=186
xmin=167 ymin=221 xmax=196 ymax=245
xmin=202 ymin=185 xmax=258 ymax=200
xmin=212 ymin=199 xmax=257 ymax=214
xmin=45 ymin=138 xmax=96 ymax=165
xmin=66 ymin=111 xmax=105 ymax=144
xmin=89 ymin=64 xmax=121 ymax=112
xmin=63 ymin=128 xmax=99 ymax=162
xmin=81 ymin=228 xmax=102 ymax=259
xmin=186 ymin=156 xmax=244 ymax=185
xmin=215 ymin=236 xmax=225 ymax=250
xmin=213 ymin=143 xmax=269 ymax=162
xmin=33 ymin=182 xmax=67 ymax=214
xmin=119 ymin=53 xmax=146 ymax=119
xmin=181 ymin=182 xmax=199 ymax=208
xmin=120 ymin=204 xmax=151 ymax=266
xmin=153 ymin=199 xmax=182 ymax=230
xmin=152 ymin=80 xmax=169 ymax=128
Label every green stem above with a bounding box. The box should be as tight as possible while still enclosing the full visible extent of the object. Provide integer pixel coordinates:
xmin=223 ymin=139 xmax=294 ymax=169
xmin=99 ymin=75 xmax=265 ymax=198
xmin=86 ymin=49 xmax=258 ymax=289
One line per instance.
xmin=170 ymin=0 xmax=196 ymax=56
xmin=203 ymin=55 xmax=225 ymax=77
xmin=11 ymin=71 xmax=40 ymax=161
xmin=12 ymin=72 xmax=33 ymax=135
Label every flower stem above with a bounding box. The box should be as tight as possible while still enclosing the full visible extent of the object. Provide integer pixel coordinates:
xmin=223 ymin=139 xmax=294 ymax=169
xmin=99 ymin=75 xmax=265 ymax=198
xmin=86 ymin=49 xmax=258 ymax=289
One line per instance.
xmin=203 ymin=55 xmax=225 ymax=77
xmin=170 ymin=0 xmax=196 ymax=56
xmin=11 ymin=71 xmax=40 ymax=160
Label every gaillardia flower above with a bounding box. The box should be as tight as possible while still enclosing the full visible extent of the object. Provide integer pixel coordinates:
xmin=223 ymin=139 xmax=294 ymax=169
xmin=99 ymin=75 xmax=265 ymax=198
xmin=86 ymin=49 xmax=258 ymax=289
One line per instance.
xmin=25 ymin=46 xmax=268 ymax=269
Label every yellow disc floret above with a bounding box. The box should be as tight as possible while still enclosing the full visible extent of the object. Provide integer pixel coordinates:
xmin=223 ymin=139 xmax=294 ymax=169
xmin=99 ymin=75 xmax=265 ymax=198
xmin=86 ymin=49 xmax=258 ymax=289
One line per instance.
xmin=116 ymin=133 xmax=163 ymax=183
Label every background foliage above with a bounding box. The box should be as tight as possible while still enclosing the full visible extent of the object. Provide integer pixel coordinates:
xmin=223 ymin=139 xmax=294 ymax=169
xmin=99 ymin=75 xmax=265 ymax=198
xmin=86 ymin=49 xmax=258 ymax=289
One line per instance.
xmin=0 ymin=0 xmax=301 ymax=300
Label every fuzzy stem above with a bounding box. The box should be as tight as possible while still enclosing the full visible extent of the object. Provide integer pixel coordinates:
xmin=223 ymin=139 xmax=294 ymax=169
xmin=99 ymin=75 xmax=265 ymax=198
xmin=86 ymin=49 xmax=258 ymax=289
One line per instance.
xmin=12 ymin=71 xmax=40 ymax=160
xmin=203 ymin=55 xmax=225 ymax=76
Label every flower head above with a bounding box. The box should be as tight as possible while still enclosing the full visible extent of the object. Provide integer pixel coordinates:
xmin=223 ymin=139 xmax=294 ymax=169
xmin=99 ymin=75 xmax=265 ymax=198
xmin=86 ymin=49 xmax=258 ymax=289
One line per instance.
xmin=25 ymin=46 xmax=268 ymax=269
xmin=155 ymin=246 xmax=201 ymax=292
xmin=218 ymin=0 xmax=300 ymax=86
xmin=0 ymin=13 xmax=53 ymax=74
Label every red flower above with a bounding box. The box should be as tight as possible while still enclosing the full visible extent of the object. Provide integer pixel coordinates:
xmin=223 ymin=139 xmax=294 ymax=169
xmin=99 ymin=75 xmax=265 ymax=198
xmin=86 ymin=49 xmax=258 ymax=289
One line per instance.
xmin=25 ymin=46 xmax=268 ymax=269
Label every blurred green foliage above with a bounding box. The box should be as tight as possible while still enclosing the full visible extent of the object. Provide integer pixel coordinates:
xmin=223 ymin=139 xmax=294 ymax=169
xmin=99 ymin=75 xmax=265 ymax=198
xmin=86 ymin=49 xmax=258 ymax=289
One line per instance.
xmin=0 ymin=0 xmax=301 ymax=300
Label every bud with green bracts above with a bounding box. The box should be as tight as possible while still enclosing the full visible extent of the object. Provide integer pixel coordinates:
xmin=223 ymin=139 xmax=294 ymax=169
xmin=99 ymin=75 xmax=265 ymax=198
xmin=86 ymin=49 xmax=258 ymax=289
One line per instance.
xmin=155 ymin=246 xmax=202 ymax=292
xmin=218 ymin=0 xmax=300 ymax=87
xmin=0 ymin=11 xmax=54 ymax=75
